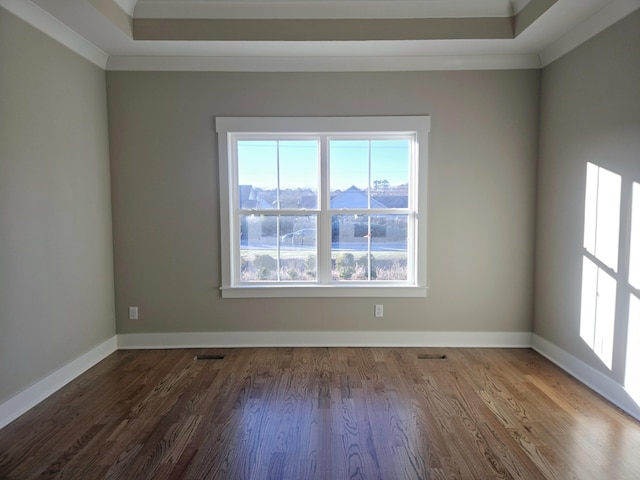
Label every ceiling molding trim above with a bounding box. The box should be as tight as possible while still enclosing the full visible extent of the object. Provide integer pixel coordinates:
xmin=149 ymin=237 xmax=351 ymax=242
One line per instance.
xmin=133 ymin=17 xmax=514 ymax=42
xmin=89 ymin=0 xmax=133 ymax=37
xmin=539 ymin=0 xmax=640 ymax=67
xmin=511 ymin=0 xmax=533 ymax=14
xmin=513 ymin=0 xmax=557 ymax=37
xmin=106 ymin=53 xmax=541 ymax=72
xmin=134 ymin=0 xmax=515 ymax=20
xmin=113 ymin=0 xmax=137 ymax=16
xmin=0 ymin=0 xmax=108 ymax=68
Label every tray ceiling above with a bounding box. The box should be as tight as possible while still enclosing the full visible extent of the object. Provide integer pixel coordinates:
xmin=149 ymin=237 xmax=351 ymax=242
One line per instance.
xmin=4 ymin=0 xmax=638 ymax=70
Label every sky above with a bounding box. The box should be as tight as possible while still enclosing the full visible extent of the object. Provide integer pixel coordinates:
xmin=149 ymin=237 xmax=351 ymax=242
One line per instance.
xmin=237 ymin=138 xmax=410 ymax=191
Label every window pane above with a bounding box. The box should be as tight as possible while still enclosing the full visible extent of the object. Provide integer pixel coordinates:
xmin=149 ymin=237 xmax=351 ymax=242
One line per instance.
xmin=371 ymin=140 xmax=410 ymax=209
xmin=330 ymin=140 xmax=370 ymax=200
xmin=238 ymin=141 xmax=277 ymax=208
xmin=240 ymin=214 xmax=278 ymax=281
xmin=331 ymin=214 xmax=408 ymax=281
xmin=279 ymin=215 xmax=317 ymax=281
xmin=371 ymin=215 xmax=408 ymax=280
xmin=239 ymin=215 xmax=317 ymax=282
xmin=238 ymin=140 xmax=318 ymax=210
xmin=278 ymin=140 xmax=319 ymax=209
xmin=630 ymin=182 xmax=640 ymax=289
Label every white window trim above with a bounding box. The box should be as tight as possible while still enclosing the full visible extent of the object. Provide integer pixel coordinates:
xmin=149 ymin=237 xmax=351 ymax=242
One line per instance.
xmin=216 ymin=116 xmax=430 ymax=298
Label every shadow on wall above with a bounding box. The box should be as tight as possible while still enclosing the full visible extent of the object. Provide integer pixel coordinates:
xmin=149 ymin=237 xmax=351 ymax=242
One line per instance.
xmin=579 ymin=162 xmax=640 ymax=406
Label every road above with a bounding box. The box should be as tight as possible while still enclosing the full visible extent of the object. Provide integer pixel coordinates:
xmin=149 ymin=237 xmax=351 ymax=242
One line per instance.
xmin=241 ymin=238 xmax=407 ymax=252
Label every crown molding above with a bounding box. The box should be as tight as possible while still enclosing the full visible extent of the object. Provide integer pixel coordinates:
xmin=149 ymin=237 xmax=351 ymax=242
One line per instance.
xmin=514 ymin=0 xmax=557 ymax=37
xmin=106 ymin=53 xmax=542 ymax=72
xmin=511 ymin=0 xmax=532 ymax=14
xmin=539 ymin=0 xmax=640 ymax=66
xmin=114 ymin=0 xmax=137 ymax=16
xmin=90 ymin=0 xmax=133 ymax=37
xmin=0 ymin=0 xmax=108 ymax=69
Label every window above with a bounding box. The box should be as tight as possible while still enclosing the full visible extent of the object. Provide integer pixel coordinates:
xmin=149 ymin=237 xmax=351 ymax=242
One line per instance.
xmin=216 ymin=116 xmax=429 ymax=298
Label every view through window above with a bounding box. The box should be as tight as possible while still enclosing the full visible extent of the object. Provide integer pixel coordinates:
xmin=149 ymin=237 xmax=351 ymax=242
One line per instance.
xmin=216 ymin=117 xmax=429 ymax=297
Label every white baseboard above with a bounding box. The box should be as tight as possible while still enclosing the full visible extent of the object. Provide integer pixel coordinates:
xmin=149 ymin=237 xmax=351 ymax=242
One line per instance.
xmin=0 ymin=336 xmax=118 ymax=430
xmin=116 ymin=330 xmax=533 ymax=349
xmin=532 ymin=334 xmax=640 ymax=422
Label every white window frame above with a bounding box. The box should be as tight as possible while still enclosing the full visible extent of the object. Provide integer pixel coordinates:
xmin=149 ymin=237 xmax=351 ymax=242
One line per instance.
xmin=216 ymin=116 xmax=429 ymax=298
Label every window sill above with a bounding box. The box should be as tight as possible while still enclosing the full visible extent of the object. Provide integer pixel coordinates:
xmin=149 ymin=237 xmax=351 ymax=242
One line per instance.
xmin=220 ymin=284 xmax=428 ymax=298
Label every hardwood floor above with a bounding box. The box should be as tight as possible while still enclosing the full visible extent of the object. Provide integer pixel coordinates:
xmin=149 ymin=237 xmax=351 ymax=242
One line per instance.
xmin=1 ymin=347 xmax=639 ymax=479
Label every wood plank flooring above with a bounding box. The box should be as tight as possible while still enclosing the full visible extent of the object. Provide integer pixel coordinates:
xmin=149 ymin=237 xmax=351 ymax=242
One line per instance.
xmin=1 ymin=347 xmax=639 ymax=479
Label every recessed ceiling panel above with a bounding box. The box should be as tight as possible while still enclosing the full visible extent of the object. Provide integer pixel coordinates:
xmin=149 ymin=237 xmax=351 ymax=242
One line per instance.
xmin=131 ymin=0 xmax=546 ymax=41
xmin=134 ymin=0 xmax=522 ymax=19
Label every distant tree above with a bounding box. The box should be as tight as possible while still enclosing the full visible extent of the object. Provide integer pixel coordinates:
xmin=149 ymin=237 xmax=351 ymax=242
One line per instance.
xmin=336 ymin=253 xmax=356 ymax=279
xmin=357 ymin=253 xmax=377 ymax=279
xmin=305 ymin=255 xmax=317 ymax=276
xmin=372 ymin=179 xmax=390 ymax=193
xmin=253 ymin=254 xmax=277 ymax=280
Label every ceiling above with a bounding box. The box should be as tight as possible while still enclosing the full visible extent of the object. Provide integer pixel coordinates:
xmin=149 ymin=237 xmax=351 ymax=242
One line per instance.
xmin=3 ymin=0 xmax=639 ymax=70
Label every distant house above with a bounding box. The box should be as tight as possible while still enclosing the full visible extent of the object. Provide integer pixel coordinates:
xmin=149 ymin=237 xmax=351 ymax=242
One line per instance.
xmin=239 ymin=185 xmax=274 ymax=209
xmin=239 ymin=185 xmax=274 ymax=241
xmin=374 ymin=196 xmax=408 ymax=208
xmin=329 ymin=186 xmax=411 ymax=243
xmin=330 ymin=185 xmax=388 ymax=209
xmin=239 ymin=184 xmax=408 ymax=241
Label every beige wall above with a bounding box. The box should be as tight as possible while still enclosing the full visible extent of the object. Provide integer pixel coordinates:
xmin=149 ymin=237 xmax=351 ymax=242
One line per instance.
xmin=535 ymin=10 xmax=640 ymax=380
xmin=107 ymin=69 xmax=540 ymax=334
xmin=0 ymin=9 xmax=116 ymax=403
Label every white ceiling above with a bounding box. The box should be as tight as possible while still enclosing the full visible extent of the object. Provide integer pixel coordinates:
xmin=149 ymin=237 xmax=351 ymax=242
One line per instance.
xmin=2 ymin=0 xmax=639 ymax=71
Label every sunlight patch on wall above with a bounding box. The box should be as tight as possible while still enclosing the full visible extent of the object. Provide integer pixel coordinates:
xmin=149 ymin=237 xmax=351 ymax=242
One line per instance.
xmin=580 ymin=163 xmax=621 ymax=369
xmin=581 ymin=258 xmax=617 ymax=369
xmin=629 ymin=182 xmax=640 ymax=289
xmin=626 ymin=295 xmax=640 ymax=399
xmin=583 ymin=163 xmax=621 ymax=270
xmin=625 ymin=182 xmax=640 ymax=399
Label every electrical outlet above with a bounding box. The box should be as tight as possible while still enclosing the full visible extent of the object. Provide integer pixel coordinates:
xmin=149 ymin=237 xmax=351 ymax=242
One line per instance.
xmin=128 ymin=306 xmax=138 ymax=320
xmin=375 ymin=305 xmax=384 ymax=318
